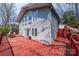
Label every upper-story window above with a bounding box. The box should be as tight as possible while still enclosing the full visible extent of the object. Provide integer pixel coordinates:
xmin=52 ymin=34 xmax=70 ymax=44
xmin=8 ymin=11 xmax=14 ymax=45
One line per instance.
xmin=21 ymin=10 xmax=38 ymax=24
xmin=27 ymin=11 xmax=33 ymax=22
xmin=33 ymin=10 xmax=38 ymax=21
xmin=27 ymin=16 xmax=32 ymax=24
xmin=25 ymin=15 xmax=27 ymax=22
xmin=28 ymin=16 xmax=32 ymax=21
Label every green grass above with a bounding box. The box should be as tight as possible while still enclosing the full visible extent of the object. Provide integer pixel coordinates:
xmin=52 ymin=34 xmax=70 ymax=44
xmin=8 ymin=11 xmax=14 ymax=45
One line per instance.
xmin=0 ymin=27 xmax=10 ymax=33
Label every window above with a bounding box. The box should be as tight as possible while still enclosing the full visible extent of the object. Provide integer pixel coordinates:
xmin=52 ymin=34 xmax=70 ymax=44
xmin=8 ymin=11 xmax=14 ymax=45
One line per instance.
xmin=26 ymin=29 xmax=29 ymax=36
xmin=33 ymin=11 xmax=38 ymax=21
xmin=35 ymin=28 xmax=37 ymax=36
xmin=28 ymin=16 xmax=32 ymax=21
xmin=32 ymin=28 xmax=37 ymax=36
xmin=32 ymin=28 xmax=34 ymax=36
xmin=25 ymin=17 xmax=27 ymax=22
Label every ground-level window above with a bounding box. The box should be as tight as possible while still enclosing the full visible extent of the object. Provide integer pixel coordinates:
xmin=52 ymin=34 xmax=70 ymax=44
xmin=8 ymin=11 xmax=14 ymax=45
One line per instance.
xmin=26 ymin=29 xmax=29 ymax=36
xmin=32 ymin=28 xmax=34 ymax=36
xmin=32 ymin=28 xmax=37 ymax=36
xmin=35 ymin=28 xmax=37 ymax=36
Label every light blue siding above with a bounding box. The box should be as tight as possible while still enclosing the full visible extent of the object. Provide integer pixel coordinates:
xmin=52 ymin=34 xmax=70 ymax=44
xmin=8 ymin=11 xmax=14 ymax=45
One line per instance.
xmin=20 ymin=7 xmax=50 ymax=23
xmin=19 ymin=7 xmax=58 ymax=44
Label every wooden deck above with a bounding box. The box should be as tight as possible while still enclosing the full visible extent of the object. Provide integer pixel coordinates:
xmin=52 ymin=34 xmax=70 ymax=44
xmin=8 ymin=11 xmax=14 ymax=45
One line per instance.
xmin=0 ymin=28 xmax=79 ymax=56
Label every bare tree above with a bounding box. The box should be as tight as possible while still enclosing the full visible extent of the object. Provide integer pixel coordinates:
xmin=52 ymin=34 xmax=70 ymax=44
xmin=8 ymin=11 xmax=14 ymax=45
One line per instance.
xmin=0 ymin=4 xmax=16 ymax=55
xmin=75 ymin=4 xmax=79 ymax=27
xmin=0 ymin=3 xmax=16 ymax=26
xmin=0 ymin=3 xmax=16 ymax=46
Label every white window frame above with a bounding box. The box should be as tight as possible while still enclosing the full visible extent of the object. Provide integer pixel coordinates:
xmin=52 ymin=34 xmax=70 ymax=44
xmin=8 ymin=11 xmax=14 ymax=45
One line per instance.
xmin=33 ymin=10 xmax=38 ymax=21
xmin=32 ymin=28 xmax=37 ymax=36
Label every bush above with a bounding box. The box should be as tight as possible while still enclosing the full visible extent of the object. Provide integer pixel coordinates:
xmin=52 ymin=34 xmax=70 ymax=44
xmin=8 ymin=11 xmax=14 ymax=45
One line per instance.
xmin=0 ymin=27 xmax=10 ymax=33
xmin=0 ymin=28 xmax=3 ymax=33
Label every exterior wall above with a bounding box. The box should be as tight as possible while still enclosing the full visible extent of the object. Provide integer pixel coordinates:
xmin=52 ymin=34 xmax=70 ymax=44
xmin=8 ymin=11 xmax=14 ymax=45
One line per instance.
xmin=50 ymin=16 xmax=58 ymax=43
xmin=31 ymin=19 xmax=51 ymax=44
xmin=19 ymin=7 xmax=58 ymax=44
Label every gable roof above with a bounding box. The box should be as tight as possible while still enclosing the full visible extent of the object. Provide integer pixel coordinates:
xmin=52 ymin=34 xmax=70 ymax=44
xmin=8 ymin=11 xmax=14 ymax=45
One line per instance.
xmin=16 ymin=3 xmax=61 ymax=23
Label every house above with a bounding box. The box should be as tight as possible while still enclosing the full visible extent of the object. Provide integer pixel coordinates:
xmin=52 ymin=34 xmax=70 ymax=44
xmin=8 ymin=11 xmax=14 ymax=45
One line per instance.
xmin=16 ymin=3 xmax=61 ymax=45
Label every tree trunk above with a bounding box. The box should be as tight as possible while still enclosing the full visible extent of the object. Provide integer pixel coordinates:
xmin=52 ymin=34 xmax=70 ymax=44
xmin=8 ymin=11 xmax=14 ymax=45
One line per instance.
xmin=75 ymin=3 xmax=79 ymax=28
xmin=0 ymin=32 xmax=4 ymax=45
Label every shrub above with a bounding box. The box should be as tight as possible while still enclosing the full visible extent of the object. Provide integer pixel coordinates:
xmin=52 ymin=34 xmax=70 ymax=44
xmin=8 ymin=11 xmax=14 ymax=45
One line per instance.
xmin=0 ymin=27 xmax=10 ymax=34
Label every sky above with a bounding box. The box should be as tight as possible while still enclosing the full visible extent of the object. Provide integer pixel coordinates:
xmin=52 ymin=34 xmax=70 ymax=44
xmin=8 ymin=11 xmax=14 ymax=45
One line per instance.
xmin=0 ymin=3 xmax=27 ymax=25
xmin=15 ymin=3 xmax=27 ymax=15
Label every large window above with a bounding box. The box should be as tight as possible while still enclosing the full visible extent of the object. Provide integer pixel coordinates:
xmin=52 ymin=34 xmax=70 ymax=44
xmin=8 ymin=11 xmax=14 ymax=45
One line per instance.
xmin=32 ymin=28 xmax=34 ymax=36
xmin=28 ymin=16 xmax=32 ymax=21
xmin=26 ymin=29 xmax=29 ymax=36
xmin=27 ymin=16 xmax=32 ymax=24
xmin=22 ymin=10 xmax=38 ymax=24
xmin=35 ymin=28 xmax=37 ymax=36
xmin=33 ymin=10 xmax=38 ymax=21
xmin=32 ymin=28 xmax=37 ymax=36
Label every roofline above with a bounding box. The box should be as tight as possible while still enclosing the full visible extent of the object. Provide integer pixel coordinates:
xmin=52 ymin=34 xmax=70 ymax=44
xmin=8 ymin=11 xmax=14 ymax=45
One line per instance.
xmin=50 ymin=5 xmax=61 ymax=23
xmin=16 ymin=3 xmax=61 ymax=23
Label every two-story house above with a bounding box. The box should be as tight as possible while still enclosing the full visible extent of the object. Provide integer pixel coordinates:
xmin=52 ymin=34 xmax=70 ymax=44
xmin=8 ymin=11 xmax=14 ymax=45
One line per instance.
xmin=16 ymin=3 xmax=61 ymax=45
